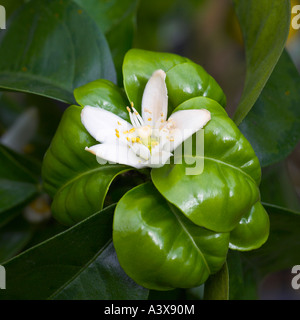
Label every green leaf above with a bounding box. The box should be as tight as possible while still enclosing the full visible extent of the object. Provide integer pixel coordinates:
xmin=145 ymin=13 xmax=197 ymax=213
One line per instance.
xmin=259 ymin=161 xmax=300 ymax=211
xmin=42 ymin=105 xmax=130 ymax=225
xmin=0 ymin=145 xmax=38 ymax=225
xmin=72 ymin=0 xmax=139 ymax=84
xmin=227 ymin=251 xmax=258 ymax=300
xmin=0 ymin=0 xmax=116 ymax=104
xmin=232 ymin=0 xmax=291 ymax=125
xmin=239 ymin=50 xmax=300 ymax=167
xmin=113 ymin=182 xmax=230 ymax=291
xmin=229 ymin=201 xmax=269 ymax=251
xmin=244 ymin=204 xmax=300 ymax=277
xmin=123 ymin=49 xmax=226 ymax=114
xmin=0 ymin=216 xmax=33 ymax=264
xmin=203 ymin=263 xmax=229 ymax=300
xmin=152 ymin=97 xmax=263 ymax=234
xmin=74 ymin=79 xmax=130 ymax=122
xmin=242 ymin=163 xmax=300 ymax=279
xmin=0 ymin=205 xmax=148 ymax=300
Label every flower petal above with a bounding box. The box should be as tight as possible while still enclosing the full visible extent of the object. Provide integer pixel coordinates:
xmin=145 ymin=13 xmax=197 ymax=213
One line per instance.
xmin=81 ymin=106 xmax=132 ymax=143
xmin=142 ymin=69 xmax=168 ymax=128
xmin=85 ymin=143 xmax=147 ymax=169
xmin=166 ymin=109 xmax=211 ymax=151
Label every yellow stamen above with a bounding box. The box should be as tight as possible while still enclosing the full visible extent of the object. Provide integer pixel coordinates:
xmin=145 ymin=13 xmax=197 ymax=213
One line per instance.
xmin=123 ymin=130 xmax=128 ymax=134
xmin=126 ymin=137 xmax=130 ymax=142
xmin=161 ymin=113 xmax=164 ymax=117
xmin=129 ymin=128 xmax=135 ymax=133
xmin=126 ymin=106 xmax=131 ymax=112
xmin=148 ymin=118 xmax=152 ymax=121
xmin=131 ymin=137 xmax=136 ymax=143
xmin=136 ymin=137 xmax=142 ymax=143
xmin=144 ymin=108 xmax=152 ymax=114
xmin=116 ymin=133 xmax=120 ymax=138
xmin=117 ymin=121 xmax=121 ymax=125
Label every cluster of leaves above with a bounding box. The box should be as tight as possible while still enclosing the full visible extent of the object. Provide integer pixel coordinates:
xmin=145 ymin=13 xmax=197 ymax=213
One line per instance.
xmin=0 ymin=0 xmax=299 ymax=299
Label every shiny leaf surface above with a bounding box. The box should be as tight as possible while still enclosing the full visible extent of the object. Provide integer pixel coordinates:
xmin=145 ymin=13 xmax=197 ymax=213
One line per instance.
xmin=152 ymin=97 xmax=264 ymax=237
xmin=229 ymin=201 xmax=269 ymax=251
xmin=123 ymin=49 xmax=226 ymax=114
xmin=113 ymin=182 xmax=230 ymax=291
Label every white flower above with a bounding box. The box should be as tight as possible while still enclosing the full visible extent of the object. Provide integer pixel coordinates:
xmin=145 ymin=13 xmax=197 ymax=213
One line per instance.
xmin=81 ymin=69 xmax=211 ymax=169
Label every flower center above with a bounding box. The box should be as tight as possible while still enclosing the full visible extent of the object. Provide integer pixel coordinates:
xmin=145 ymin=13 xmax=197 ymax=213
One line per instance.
xmin=136 ymin=125 xmax=160 ymax=152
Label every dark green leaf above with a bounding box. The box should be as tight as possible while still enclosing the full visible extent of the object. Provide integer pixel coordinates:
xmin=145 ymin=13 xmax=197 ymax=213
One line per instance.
xmin=203 ymin=263 xmax=229 ymax=300
xmin=260 ymin=161 xmax=300 ymax=211
xmin=0 ymin=205 xmax=148 ymax=300
xmin=233 ymin=0 xmax=290 ymax=125
xmin=0 ymin=145 xmax=38 ymax=224
xmin=0 ymin=0 xmax=116 ymax=103
xmin=245 ymin=204 xmax=300 ymax=277
xmin=72 ymin=0 xmax=138 ymax=84
xmin=239 ymin=50 xmax=300 ymax=167
xmin=52 ymin=242 xmax=147 ymax=300
xmin=0 ymin=216 xmax=33 ymax=263
xmin=227 ymin=251 xmax=258 ymax=300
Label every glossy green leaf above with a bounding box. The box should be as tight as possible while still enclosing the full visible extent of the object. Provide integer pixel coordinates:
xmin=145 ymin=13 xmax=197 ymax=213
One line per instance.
xmin=229 ymin=202 xmax=269 ymax=251
xmin=123 ymin=49 xmax=226 ymax=114
xmin=0 ymin=0 xmax=116 ymax=103
xmin=0 ymin=205 xmax=148 ymax=300
xmin=42 ymin=105 xmax=130 ymax=225
xmin=113 ymin=182 xmax=230 ymax=291
xmin=74 ymin=79 xmax=130 ymax=122
xmin=152 ymin=97 xmax=263 ymax=236
xmin=203 ymin=263 xmax=229 ymax=300
xmin=233 ymin=0 xmax=290 ymax=125
xmin=239 ymin=50 xmax=300 ymax=167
